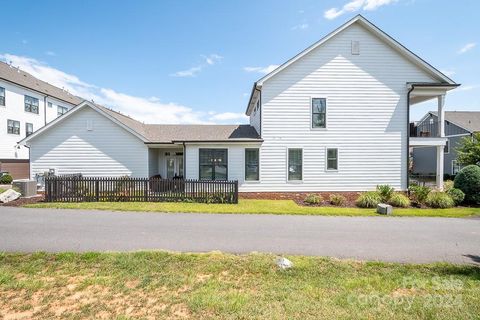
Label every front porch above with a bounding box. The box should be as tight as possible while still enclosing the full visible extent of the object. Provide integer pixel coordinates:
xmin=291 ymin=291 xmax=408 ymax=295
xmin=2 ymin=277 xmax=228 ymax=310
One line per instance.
xmin=147 ymin=145 xmax=184 ymax=180
xmin=408 ymin=83 xmax=460 ymax=189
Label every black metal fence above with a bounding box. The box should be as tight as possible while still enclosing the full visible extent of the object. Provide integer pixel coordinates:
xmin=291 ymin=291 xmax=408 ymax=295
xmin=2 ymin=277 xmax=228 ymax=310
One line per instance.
xmin=44 ymin=176 xmax=239 ymax=204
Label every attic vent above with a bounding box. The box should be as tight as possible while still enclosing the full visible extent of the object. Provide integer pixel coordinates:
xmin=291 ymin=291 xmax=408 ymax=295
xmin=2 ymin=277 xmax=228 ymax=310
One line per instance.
xmin=351 ymin=40 xmax=360 ymax=55
xmin=86 ymin=120 xmax=94 ymax=131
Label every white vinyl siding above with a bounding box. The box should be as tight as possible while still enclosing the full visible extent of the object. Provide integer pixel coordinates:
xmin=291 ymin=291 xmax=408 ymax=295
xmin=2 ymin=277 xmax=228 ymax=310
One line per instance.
xmin=254 ymin=22 xmax=436 ymax=191
xmin=29 ymin=107 xmax=148 ymax=178
xmin=249 ymin=97 xmax=261 ymax=135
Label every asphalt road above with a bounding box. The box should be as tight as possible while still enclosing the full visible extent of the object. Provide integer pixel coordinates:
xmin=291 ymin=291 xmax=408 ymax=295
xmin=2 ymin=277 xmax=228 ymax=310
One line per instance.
xmin=0 ymin=206 xmax=479 ymax=264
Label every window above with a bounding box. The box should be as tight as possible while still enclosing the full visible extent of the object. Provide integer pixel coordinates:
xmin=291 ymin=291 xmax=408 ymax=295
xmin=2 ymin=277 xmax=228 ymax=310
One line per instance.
xmin=288 ymin=148 xmax=302 ymax=181
xmin=7 ymin=119 xmax=20 ymax=135
xmin=25 ymin=123 xmax=33 ymax=136
xmin=57 ymin=106 xmax=68 ymax=116
xmin=444 ymin=139 xmax=449 ymax=154
xmin=199 ymin=149 xmax=228 ymax=180
xmin=0 ymin=87 xmax=5 ymax=106
xmin=312 ymin=98 xmax=326 ymax=128
xmin=48 ymin=102 xmax=52 ymax=108
xmin=245 ymin=148 xmax=259 ymax=181
xmin=452 ymin=160 xmax=462 ymax=175
xmin=327 ymin=148 xmax=338 ymax=170
xmin=24 ymin=95 xmax=39 ymax=113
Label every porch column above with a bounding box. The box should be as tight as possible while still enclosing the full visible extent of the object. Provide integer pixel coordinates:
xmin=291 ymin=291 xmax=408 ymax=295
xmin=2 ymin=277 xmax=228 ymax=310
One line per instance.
xmin=436 ymin=94 xmax=445 ymax=190
xmin=436 ymin=146 xmax=444 ymax=190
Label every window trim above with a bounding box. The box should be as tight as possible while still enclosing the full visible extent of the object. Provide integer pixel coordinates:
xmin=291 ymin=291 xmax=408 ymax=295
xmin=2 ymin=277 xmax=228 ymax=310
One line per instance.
xmin=24 ymin=95 xmax=39 ymax=114
xmin=287 ymin=147 xmax=303 ymax=182
xmin=198 ymin=148 xmax=229 ymax=181
xmin=325 ymin=147 xmax=339 ymax=172
xmin=57 ymin=105 xmax=68 ymax=117
xmin=7 ymin=119 xmax=20 ymax=135
xmin=310 ymin=96 xmax=328 ymax=130
xmin=25 ymin=122 xmax=33 ymax=137
xmin=244 ymin=148 xmax=260 ymax=182
xmin=0 ymin=86 xmax=5 ymax=106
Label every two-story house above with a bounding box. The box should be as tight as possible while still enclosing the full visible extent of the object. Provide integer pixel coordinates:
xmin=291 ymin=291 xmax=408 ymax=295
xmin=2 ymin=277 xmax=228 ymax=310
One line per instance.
xmin=20 ymin=15 xmax=459 ymax=191
xmin=0 ymin=61 xmax=81 ymax=178
xmin=412 ymin=111 xmax=479 ymax=176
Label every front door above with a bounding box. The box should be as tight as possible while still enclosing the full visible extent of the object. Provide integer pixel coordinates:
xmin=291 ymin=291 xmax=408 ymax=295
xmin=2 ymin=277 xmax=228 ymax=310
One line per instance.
xmin=166 ymin=156 xmax=184 ymax=179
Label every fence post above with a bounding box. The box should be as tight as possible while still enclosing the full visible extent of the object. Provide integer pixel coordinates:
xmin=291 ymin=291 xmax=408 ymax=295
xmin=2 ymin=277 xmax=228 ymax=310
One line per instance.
xmin=95 ymin=179 xmax=99 ymax=201
xmin=144 ymin=179 xmax=148 ymax=201
xmin=234 ymin=180 xmax=239 ymax=204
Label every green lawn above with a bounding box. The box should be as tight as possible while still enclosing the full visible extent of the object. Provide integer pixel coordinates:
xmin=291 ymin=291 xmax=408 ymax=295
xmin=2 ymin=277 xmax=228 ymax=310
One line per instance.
xmin=26 ymin=199 xmax=480 ymax=218
xmin=0 ymin=188 xmax=6 ymax=194
xmin=0 ymin=251 xmax=478 ymax=319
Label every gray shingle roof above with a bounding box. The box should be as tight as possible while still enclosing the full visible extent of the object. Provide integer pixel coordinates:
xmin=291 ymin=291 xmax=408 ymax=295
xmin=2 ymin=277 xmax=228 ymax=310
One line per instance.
xmin=430 ymin=111 xmax=480 ymax=132
xmin=95 ymin=104 xmax=261 ymax=143
xmin=0 ymin=61 xmax=83 ymax=105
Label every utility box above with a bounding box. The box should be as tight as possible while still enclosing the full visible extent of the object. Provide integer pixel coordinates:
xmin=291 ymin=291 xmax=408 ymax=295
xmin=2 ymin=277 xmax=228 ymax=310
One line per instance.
xmin=12 ymin=179 xmax=37 ymax=197
xmin=377 ymin=203 xmax=393 ymax=215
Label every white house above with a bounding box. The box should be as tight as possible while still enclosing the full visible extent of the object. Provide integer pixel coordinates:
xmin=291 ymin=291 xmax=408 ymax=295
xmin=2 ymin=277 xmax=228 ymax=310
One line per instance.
xmin=20 ymin=15 xmax=459 ymax=192
xmin=0 ymin=61 xmax=81 ymax=178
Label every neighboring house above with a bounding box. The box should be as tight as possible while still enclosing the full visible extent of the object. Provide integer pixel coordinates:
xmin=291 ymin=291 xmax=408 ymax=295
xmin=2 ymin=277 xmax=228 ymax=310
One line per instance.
xmin=412 ymin=111 xmax=479 ymax=176
xmin=0 ymin=61 xmax=81 ymax=178
xmin=20 ymin=15 xmax=459 ymax=192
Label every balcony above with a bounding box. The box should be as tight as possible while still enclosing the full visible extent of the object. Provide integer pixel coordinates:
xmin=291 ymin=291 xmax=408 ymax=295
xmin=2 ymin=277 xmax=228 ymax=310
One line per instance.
xmin=409 ymin=121 xmax=439 ymax=138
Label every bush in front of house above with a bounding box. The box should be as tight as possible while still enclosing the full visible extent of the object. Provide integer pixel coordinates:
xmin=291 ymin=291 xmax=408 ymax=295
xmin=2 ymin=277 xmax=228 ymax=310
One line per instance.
xmin=447 ymin=188 xmax=465 ymax=206
xmin=388 ymin=193 xmax=411 ymax=208
xmin=408 ymin=184 xmax=431 ymax=205
xmin=443 ymin=180 xmax=454 ymax=191
xmin=454 ymin=165 xmax=480 ymax=204
xmin=376 ymin=184 xmax=395 ymax=202
xmin=0 ymin=174 xmax=13 ymax=184
xmin=329 ymin=194 xmax=346 ymax=206
xmin=356 ymin=191 xmax=382 ymax=208
xmin=304 ymin=194 xmax=323 ymax=205
xmin=425 ymin=191 xmax=455 ymax=208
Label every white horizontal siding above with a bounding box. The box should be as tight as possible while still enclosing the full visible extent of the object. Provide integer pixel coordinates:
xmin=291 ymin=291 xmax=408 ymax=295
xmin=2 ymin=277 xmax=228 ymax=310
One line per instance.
xmin=249 ymin=97 xmax=261 ymax=135
xmin=253 ymin=22 xmax=435 ymax=191
xmin=29 ymin=107 xmax=148 ymax=178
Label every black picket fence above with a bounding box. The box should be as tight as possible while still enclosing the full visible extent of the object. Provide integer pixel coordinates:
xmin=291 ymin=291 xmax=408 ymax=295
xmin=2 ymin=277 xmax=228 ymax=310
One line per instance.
xmin=44 ymin=176 xmax=239 ymax=204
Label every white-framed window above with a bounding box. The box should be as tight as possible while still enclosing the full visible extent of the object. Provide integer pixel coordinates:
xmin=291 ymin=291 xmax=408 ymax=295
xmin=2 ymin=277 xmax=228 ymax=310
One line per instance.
xmin=24 ymin=95 xmax=39 ymax=114
xmin=287 ymin=148 xmax=303 ymax=181
xmin=25 ymin=123 xmax=33 ymax=136
xmin=245 ymin=148 xmax=259 ymax=181
xmin=326 ymin=148 xmax=338 ymax=171
xmin=311 ymin=97 xmax=326 ymax=128
xmin=444 ymin=139 xmax=449 ymax=154
xmin=7 ymin=119 xmax=20 ymax=135
xmin=452 ymin=160 xmax=462 ymax=175
xmin=0 ymin=87 xmax=5 ymax=106
xmin=199 ymin=148 xmax=228 ymax=180
xmin=48 ymin=102 xmax=52 ymax=108
xmin=57 ymin=106 xmax=68 ymax=117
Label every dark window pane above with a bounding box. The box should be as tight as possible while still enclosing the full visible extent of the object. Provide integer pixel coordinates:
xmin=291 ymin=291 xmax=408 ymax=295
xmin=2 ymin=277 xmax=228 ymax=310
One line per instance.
xmin=245 ymin=148 xmax=259 ymax=181
xmin=312 ymin=114 xmax=325 ymax=128
xmin=312 ymin=98 xmax=326 ymax=128
xmin=288 ymin=149 xmax=302 ymax=181
xmin=199 ymin=149 xmax=228 ymax=180
xmin=327 ymin=148 xmax=338 ymax=170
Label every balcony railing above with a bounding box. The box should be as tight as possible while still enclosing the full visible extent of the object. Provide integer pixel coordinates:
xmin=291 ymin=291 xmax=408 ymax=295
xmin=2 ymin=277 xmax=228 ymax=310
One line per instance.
xmin=410 ymin=121 xmax=439 ymax=137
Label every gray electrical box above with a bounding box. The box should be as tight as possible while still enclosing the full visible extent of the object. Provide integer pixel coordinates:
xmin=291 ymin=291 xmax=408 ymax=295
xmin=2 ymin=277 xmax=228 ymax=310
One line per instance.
xmin=12 ymin=179 xmax=37 ymax=197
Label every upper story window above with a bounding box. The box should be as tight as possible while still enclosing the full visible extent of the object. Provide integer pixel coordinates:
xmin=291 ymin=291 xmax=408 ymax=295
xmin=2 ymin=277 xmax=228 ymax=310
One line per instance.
xmin=7 ymin=119 xmax=20 ymax=135
xmin=48 ymin=102 xmax=53 ymax=108
xmin=24 ymin=95 xmax=39 ymax=114
xmin=0 ymin=87 xmax=5 ymax=106
xmin=58 ymin=106 xmax=68 ymax=116
xmin=199 ymin=149 xmax=228 ymax=180
xmin=245 ymin=148 xmax=259 ymax=181
xmin=326 ymin=148 xmax=338 ymax=170
xmin=312 ymin=98 xmax=326 ymax=128
xmin=288 ymin=148 xmax=303 ymax=181
xmin=26 ymin=123 xmax=33 ymax=136
xmin=444 ymin=139 xmax=449 ymax=154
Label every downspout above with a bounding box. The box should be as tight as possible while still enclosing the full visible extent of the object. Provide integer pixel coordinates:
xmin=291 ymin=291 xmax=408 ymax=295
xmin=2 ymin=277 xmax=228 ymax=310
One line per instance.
xmin=182 ymin=142 xmax=186 ymax=178
xmin=256 ymin=86 xmax=262 ymax=137
xmin=43 ymin=95 xmax=50 ymax=126
xmin=406 ymin=84 xmax=415 ymax=191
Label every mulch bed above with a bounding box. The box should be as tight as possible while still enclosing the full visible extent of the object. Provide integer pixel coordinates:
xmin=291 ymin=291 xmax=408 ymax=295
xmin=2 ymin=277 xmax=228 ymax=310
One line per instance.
xmin=0 ymin=195 xmax=45 ymax=207
xmin=240 ymin=192 xmax=361 ymax=207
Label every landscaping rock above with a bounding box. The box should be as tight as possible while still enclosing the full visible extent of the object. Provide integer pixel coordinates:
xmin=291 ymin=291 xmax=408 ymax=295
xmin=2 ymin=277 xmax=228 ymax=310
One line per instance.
xmin=377 ymin=203 xmax=393 ymax=215
xmin=0 ymin=189 xmax=21 ymax=203
xmin=276 ymin=257 xmax=293 ymax=270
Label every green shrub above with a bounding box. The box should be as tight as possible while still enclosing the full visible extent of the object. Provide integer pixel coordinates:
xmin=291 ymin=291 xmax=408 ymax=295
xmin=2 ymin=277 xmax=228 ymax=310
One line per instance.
xmin=388 ymin=193 xmax=411 ymax=208
xmin=304 ymin=194 xmax=323 ymax=205
xmin=0 ymin=174 xmax=13 ymax=184
xmin=447 ymin=188 xmax=465 ymax=206
xmin=376 ymin=184 xmax=395 ymax=202
xmin=329 ymin=194 xmax=346 ymax=206
xmin=356 ymin=191 xmax=382 ymax=208
xmin=425 ymin=192 xmax=455 ymax=208
xmin=443 ymin=180 xmax=454 ymax=192
xmin=454 ymin=165 xmax=480 ymax=204
xmin=408 ymin=184 xmax=431 ymax=204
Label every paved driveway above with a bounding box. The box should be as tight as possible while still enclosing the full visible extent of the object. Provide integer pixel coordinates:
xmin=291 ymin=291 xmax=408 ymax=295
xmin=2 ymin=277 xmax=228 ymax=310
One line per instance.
xmin=0 ymin=206 xmax=479 ymax=264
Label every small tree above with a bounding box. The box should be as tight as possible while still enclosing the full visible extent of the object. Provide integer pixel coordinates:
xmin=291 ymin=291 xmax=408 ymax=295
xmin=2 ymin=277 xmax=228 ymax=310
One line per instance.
xmin=456 ymin=132 xmax=480 ymax=166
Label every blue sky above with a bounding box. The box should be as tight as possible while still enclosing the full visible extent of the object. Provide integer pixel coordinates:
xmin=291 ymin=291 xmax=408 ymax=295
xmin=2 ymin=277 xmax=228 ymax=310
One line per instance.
xmin=0 ymin=0 xmax=479 ymax=122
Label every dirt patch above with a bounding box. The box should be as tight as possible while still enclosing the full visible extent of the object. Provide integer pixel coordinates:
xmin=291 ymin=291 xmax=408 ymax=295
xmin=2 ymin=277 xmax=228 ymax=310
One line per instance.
xmin=1 ymin=195 xmax=44 ymax=207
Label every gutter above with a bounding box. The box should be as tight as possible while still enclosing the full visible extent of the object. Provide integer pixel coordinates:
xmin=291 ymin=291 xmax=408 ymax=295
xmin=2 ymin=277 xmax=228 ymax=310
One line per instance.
xmin=406 ymin=84 xmax=415 ymax=190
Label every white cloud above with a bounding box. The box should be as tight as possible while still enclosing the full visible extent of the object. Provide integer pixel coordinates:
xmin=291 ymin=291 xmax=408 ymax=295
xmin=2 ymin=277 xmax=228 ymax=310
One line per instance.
xmin=324 ymin=0 xmax=397 ymax=20
xmin=209 ymin=112 xmax=248 ymax=122
xmin=457 ymin=42 xmax=476 ymax=54
xmin=243 ymin=64 xmax=279 ymax=74
xmin=291 ymin=23 xmax=309 ymax=30
xmin=171 ymin=53 xmax=223 ymax=77
xmin=45 ymin=51 xmax=56 ymax=56
xmin=0 ymin=53 xmax=244 ymax=124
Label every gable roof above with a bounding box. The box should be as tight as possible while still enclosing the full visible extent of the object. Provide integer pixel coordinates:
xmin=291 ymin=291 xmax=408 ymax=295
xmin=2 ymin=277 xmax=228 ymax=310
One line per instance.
xmin=428 ymin=111 xmax=480 ymax=133
xmin=0 ymin=61 xmax=83 ymax=105
xmin=246 ymin=14 xmax=457 ymax=115
xmin=20 ymin=102 xmax=262 ymax=145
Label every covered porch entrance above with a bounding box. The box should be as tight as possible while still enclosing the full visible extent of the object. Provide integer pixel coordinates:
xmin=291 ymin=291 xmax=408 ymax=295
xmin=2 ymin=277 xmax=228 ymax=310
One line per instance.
xmin=147 ymin=145 xmax=185 ymax=179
